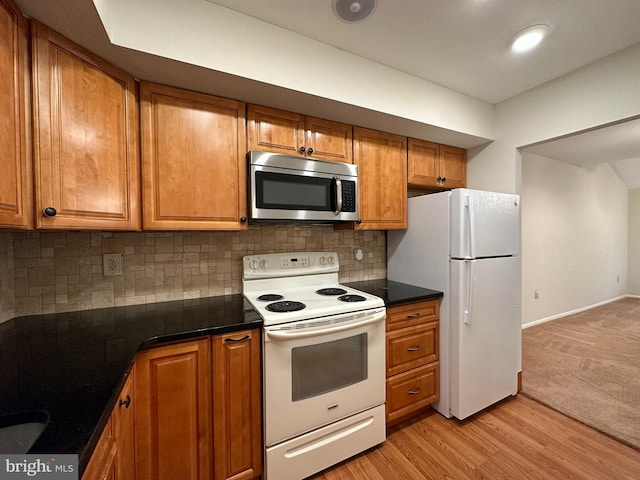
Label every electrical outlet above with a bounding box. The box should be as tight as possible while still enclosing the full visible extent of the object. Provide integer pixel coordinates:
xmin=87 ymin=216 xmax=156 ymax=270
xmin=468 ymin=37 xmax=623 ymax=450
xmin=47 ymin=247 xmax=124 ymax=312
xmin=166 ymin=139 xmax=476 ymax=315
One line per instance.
xmin=103 ymin=253 xmax=123 ymax=276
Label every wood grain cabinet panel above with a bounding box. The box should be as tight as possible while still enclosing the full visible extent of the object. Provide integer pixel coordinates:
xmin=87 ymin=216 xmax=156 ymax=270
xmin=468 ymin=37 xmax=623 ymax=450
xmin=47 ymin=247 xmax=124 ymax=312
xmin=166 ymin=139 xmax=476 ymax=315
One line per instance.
xmin=408 ymin=138 xmax=466 ymax=191
xmin=386 ymin=363 xmax=439 ymax=424
xmin=386 ymin=299 xmax=440 ymax=426
xmin=352 ymin=127 xmax=407 ymax=230
xmin=386 ymin=322 xmax=438 ymax=377
xmin=141 ymin=83 xmax=247 ymax=230
xmin=31 ymin=20 xmax=140 ymax=230
xmin=0 ymin=0 xmax=31 ymax=229
xmin=82 ymin=369 xmax=135 ymax=480
xmin=247 ymin=104 xmax=352 ymax=163
xmin=134 ymin=340 xmax=213 ymax=480
xmin=212 ymin=330 xmax=262 ymax=480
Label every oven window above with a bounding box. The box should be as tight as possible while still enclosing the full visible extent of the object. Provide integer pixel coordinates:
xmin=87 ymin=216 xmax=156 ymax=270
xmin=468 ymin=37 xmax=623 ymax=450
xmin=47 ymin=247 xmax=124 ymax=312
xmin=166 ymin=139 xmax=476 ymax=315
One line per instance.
xmin=256 ymin=171 xmax=333 ymax=211
xmin=291 ymin=333 xmax=368 ymax=401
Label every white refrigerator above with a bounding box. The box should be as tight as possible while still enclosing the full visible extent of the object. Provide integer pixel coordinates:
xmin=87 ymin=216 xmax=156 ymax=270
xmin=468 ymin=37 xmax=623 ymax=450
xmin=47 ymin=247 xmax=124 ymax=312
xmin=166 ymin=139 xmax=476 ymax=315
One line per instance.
xmin=387 ymin=188 xmax=521 ymax=420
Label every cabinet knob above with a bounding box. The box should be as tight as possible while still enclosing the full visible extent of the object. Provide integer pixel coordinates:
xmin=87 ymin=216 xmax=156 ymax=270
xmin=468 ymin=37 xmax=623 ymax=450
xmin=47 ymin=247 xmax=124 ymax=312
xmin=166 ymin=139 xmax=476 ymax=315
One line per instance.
xmin=240 ymin=216 xmax=247 ymax=223
xmin=119 ymin=395 xmax=131 ymax=408
xmin=299 ymin=146 xmax=306 ymax=153
xmin=436 ymin=176 xmax=442 ymax=182
xmin=307 ymin=147 xmax=314 ymax=155
xmin=441 ymin=177 xmax=446 ymax=183
xmin=42 ymin=207 xmax=57 ymax=217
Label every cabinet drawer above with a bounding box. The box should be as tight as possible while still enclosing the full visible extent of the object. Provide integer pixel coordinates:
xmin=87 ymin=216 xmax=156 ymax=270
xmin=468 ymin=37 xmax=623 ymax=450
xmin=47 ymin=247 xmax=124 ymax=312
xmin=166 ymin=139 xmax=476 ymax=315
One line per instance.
xmin=386 ymin=363 xmax=439 ymax=424
xmin=386 ymin=299 xmax=439 ymax=331
xmin=387 ymin=322 xmax=438 ymax=377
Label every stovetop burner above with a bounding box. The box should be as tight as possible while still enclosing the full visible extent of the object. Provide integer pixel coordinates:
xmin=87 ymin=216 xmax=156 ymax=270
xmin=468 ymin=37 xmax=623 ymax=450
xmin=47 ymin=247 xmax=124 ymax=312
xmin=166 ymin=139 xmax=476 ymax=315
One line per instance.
xmin=315 ymin=288 xmax=348 ymax=296
xmin=338 ymin=294 xmax=367 ymax=303
xmin=257 ymin=294 xmax=284 ymax=302
xmin=266 ymin=301 xmax=307 ymax=312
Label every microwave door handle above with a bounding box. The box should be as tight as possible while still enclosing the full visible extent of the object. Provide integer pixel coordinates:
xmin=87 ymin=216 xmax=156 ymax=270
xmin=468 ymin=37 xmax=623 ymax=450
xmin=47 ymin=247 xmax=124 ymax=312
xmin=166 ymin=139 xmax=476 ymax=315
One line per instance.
xmin=334 ymin=176 xmax=342 ymax=215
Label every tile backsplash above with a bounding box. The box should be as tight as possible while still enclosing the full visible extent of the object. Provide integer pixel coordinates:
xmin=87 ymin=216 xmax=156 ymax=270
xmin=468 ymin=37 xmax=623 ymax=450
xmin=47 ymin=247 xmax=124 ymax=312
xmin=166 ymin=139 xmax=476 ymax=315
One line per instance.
xmin=0 ymin=226 xmax=386 ymax=321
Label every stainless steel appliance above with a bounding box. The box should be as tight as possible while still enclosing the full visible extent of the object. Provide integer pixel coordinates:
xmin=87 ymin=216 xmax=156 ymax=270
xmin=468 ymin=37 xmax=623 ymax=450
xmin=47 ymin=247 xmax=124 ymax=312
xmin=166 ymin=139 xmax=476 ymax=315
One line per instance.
xmin=242 ymin=252 xmax=386 ymax=480
xmin=388 ymin=188 xmax=521 ymax=420
xmin=248 ymin=151 xmax=359 ymax=223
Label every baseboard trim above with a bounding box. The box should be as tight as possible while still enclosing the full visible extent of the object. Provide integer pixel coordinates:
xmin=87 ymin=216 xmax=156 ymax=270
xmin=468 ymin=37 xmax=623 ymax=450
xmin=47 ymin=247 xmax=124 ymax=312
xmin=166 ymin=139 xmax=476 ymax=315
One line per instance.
xmin=522 ymin=294 xmax=630 ymax=329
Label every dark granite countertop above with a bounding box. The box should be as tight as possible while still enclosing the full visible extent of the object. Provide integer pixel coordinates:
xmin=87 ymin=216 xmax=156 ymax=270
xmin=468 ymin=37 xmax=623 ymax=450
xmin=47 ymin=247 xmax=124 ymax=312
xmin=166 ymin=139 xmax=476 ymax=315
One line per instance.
xmin=0 ymin=294 xmax=261 ymax=474
xmin=345 ymin=279 xmax=443 ymax=306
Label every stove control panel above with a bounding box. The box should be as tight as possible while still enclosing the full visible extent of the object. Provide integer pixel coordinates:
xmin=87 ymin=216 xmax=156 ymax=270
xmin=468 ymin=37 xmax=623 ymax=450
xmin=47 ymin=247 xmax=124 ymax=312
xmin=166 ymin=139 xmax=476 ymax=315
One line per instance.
xmin=281 ymin=256 xmax=309 ymax=268
xmin=243 ymin=252 xmax=339 ymax=279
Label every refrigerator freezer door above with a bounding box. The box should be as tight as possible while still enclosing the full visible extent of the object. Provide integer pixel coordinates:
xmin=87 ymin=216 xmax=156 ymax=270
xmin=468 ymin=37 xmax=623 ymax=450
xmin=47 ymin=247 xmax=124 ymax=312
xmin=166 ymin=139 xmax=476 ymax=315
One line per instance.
xmin=450 ymin=256 xmax=521 ymax=420
xmin=450 ymin=189 xmax=520 ymax=259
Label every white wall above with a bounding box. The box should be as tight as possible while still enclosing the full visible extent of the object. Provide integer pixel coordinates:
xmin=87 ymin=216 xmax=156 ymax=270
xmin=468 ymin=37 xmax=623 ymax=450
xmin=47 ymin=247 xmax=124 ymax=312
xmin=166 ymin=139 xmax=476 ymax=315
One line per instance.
xmin=92 ymin=0 xmax=494 ymax=142
xmin=630 ymin=188 xmax=640 ymax=295
xmin=521 ymin=153 xmax=628 ymax=326
xmin=468 ymin=43 xmax=640 ymax=194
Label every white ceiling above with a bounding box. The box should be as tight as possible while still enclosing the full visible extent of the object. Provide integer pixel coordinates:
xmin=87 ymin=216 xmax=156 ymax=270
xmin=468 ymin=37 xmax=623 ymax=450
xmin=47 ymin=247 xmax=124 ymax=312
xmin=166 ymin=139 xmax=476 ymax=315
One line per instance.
xmin=204 ymin=0 xmax=640 ymax=189
xmin=206 ymin=0 xmax=640 ymax=104
xmin=13 ymin=0 xmax=640 ymax=188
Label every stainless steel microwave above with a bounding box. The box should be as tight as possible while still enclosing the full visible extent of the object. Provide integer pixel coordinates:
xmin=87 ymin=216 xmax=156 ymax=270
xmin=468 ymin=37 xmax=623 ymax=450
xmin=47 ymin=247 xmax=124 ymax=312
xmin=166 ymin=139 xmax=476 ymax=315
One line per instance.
xmin=248 ymin=151 xmax=359 ymax=223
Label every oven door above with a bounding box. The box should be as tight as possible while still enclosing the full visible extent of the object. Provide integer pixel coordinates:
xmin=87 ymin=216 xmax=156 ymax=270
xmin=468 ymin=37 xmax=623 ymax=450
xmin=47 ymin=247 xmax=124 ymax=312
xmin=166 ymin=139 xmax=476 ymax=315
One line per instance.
xmin=263 ymin=307 xmax=386 ymax=446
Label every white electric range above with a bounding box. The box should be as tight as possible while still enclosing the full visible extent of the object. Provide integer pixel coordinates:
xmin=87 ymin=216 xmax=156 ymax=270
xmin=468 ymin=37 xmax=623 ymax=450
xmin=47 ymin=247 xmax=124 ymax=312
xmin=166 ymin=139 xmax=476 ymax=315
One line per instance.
xmin=242 ymin=252 xmax=386 ymax=480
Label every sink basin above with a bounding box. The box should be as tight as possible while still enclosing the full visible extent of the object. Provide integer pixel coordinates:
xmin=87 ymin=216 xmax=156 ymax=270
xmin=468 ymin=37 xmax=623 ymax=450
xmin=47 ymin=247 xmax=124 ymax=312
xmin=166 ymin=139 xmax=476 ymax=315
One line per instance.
xmin=0 ymin=412 xmax=49 ymax=454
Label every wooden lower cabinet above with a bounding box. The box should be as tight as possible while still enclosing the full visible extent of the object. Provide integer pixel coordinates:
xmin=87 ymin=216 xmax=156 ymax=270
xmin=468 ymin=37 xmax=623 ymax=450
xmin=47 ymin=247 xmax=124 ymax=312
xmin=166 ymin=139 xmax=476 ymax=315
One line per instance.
xmin=385 ymin=299 xmax=440 ymax=425
xmin=82 ymin=369 xmax=135 ymax=480
xmin=212 ymin=330 xmax=262 ymax=480
xmin=134 ymin=339 xmax=213 ymax=480
xmin=133 ymin=332 xmax=262 ymax=480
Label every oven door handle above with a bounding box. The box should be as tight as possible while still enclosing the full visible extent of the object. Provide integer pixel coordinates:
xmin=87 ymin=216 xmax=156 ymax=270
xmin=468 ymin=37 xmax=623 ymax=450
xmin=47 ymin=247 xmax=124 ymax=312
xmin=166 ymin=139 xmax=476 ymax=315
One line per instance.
xmin=265 ymin=310 xmax=385 ymax=339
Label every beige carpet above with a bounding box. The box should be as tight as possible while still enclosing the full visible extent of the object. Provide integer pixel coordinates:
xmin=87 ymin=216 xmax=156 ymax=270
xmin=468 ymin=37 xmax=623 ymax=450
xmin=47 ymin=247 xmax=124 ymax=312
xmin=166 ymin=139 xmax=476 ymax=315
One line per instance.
xmin=522 ymin=297 xmax=640 ymax=450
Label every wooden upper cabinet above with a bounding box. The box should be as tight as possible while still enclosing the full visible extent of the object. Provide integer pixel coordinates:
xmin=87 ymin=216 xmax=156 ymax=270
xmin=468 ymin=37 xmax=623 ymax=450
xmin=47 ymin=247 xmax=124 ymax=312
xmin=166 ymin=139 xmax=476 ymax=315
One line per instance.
xmin=0 ymin=0 xmax=31 ymax=229
xmin=212 ymin=330 xmax=262 ymax=480
xmin=408 ymin=138 xmax=466 ymax=191
xmin=134 ymin=339 xmax=213 ymax=480
xmin=247 ymin=104 xmax=353 ymax=163
xmin=141 ymin=82 xmax=247 ymax=230
xmin=31 ymin=21 xmax=140 ymax=230
xmin=353 ymin=127 xmax=407 ymax=230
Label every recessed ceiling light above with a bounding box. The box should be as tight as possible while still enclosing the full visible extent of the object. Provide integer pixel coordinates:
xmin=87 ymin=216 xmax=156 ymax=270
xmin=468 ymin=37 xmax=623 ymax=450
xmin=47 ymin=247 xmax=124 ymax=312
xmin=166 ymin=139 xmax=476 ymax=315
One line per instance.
xmin=333 ymin=0 xmax=377 ymax=23
xmin=509 ymin=24 xmax=550 ymax=53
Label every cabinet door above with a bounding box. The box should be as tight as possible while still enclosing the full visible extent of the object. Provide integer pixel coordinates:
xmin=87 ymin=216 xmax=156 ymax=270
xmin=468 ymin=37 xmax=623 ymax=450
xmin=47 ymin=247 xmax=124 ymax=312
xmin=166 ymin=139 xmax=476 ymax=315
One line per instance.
xmin=0 ymin=0 xmax=31 ymax=229
xmin=141 ymin=82 xmax=247 ymax=230
xmin=439 ymin=144 xmax=466 ymax=189
xmin=407 ymin=138 xmax=439 ymax=188
xmin=212 ymin=330 xmax=262 ymax=480
xmin=31 ymin=21 xmax=140 ymax=230
xmin=247 ymin=104 xmax=305 ymax=156
xmin=305 ymin=116 xmax=353 ymax=163
xmin=135 ymin=340 xmax=213 ymax=480
xmin=353 ymin=127 xmax=407 ymax=230
xmin=82 ymin=418 xmax=117 ymax=480
xmin=114 ymin=369 xmax=135 ymax=480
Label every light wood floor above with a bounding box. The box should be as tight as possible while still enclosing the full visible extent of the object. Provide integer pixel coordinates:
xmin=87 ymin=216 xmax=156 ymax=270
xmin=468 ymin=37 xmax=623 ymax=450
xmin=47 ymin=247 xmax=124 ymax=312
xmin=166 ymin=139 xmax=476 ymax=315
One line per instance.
xmin=309 ymin=395 xmax=640 ymax=480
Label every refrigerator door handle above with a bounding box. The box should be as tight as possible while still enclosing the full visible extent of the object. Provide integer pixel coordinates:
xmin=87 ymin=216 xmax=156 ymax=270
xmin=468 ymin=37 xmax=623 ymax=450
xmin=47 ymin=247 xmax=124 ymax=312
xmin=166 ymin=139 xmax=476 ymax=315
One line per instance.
xmin=465 ymin=194 xmax=477 ymax=259
xmin=464 ymin=260 xmax=474 ymax=325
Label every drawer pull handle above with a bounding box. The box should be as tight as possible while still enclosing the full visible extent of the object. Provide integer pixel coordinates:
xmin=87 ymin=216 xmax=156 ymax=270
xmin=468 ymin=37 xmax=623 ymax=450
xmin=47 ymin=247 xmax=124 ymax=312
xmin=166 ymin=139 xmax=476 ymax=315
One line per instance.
xmin=408 ymin=388 xmax=421 ymax=395
xmin=407 ymin=313 xmax=421 ymax=319
xmin=407 ymin=345 xmax=421 ymax=352
xmin=225 ymin=335 xmax=250 ymax=343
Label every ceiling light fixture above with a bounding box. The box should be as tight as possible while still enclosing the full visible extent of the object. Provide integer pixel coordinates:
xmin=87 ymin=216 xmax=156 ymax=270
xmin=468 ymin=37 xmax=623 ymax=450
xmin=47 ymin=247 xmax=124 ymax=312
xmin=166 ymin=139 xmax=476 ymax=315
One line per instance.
xmin=333 ymin=0 xmax=377 ymax=23
xmin=509 ymin=24 xmax=550 ymax=53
